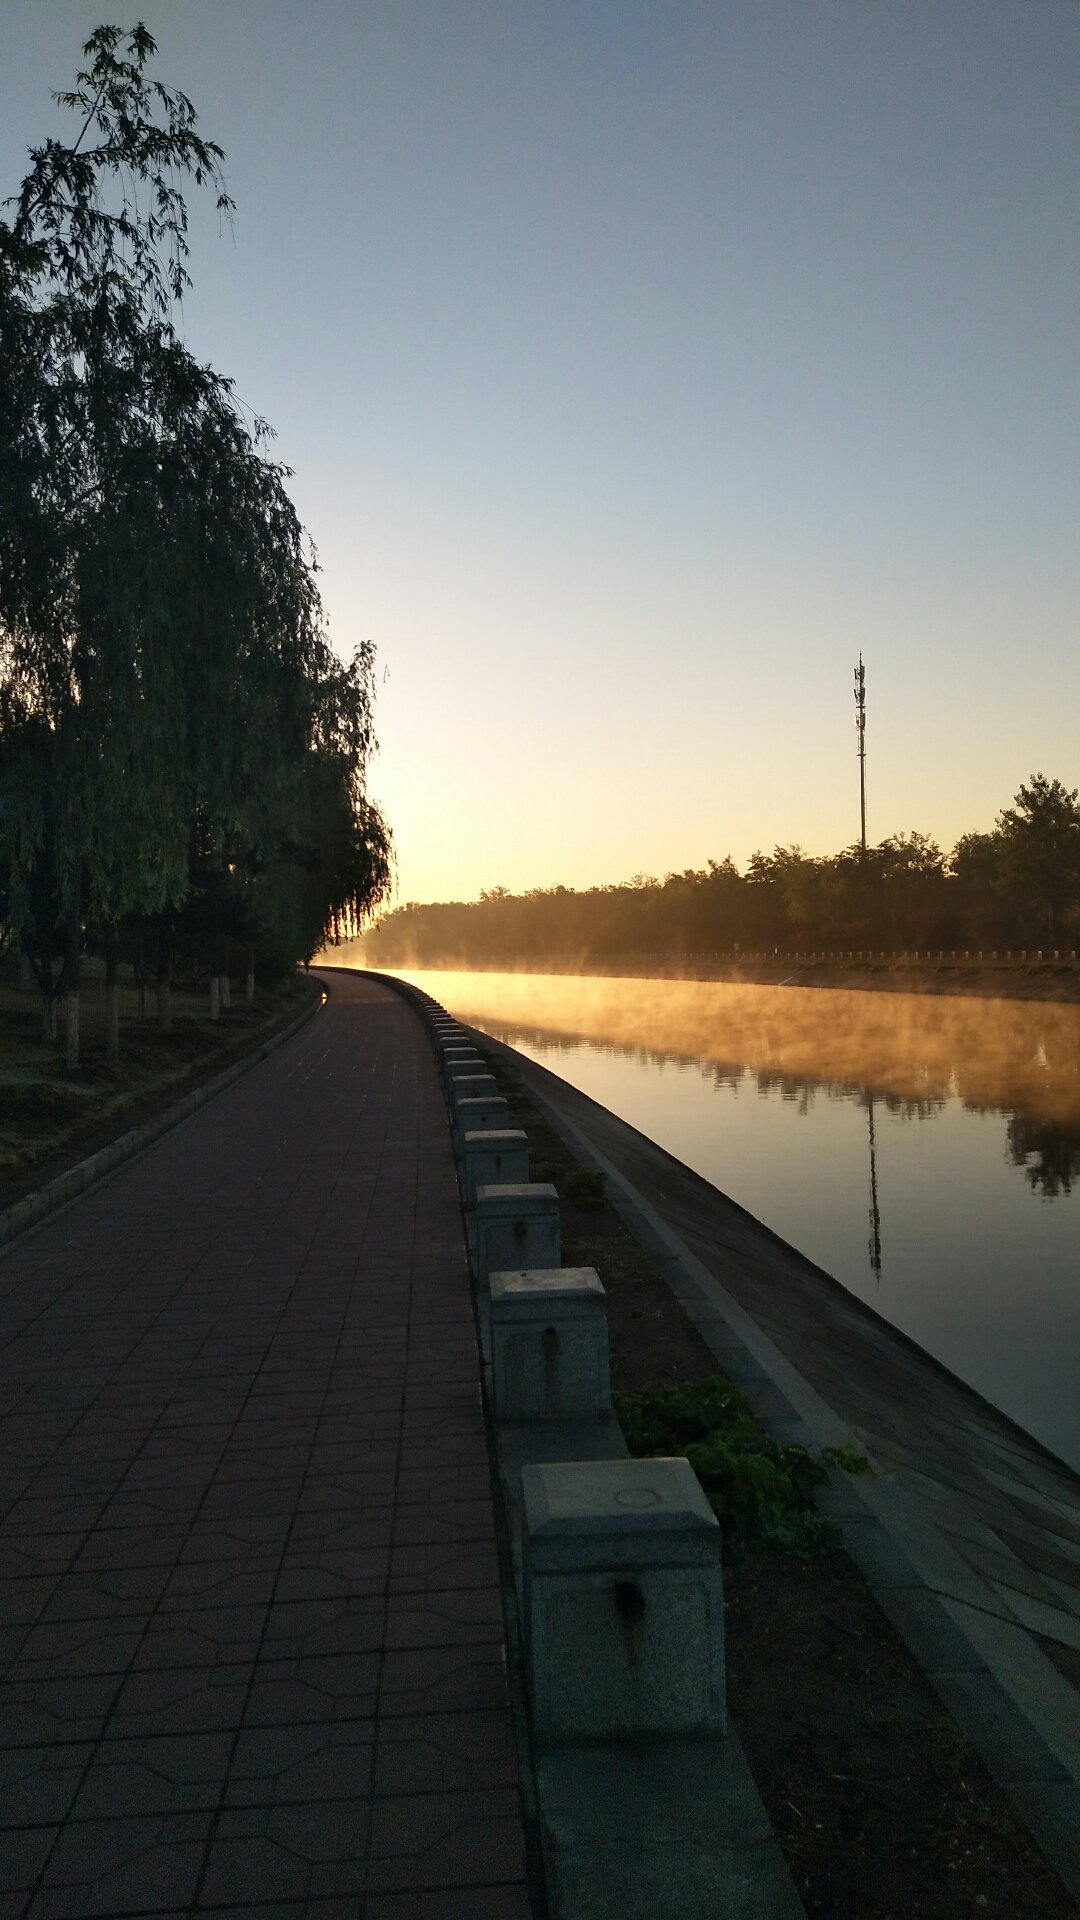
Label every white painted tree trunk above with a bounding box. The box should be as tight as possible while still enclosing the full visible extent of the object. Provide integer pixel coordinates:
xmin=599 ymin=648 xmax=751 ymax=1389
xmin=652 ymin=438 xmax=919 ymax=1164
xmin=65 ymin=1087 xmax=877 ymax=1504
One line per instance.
xmin=245 ymin=962 xmax=255 ymax=1006
xmin=220 ymin=974 xmax=231 ymax=1010
xmin=210 ymin=975 xmax=220 ymax=1020
xmin=65 ymin=992 xmax=80 ymax=1072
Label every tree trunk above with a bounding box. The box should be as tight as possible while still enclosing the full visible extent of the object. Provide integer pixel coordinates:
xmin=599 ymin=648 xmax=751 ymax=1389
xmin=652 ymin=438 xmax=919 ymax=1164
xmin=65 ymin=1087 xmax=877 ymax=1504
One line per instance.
xmin=17 ymin=949 xmax=33 ymax=993
xmin=135 ymin=919 xmax=147 ymax=1021
xmin=246 ymin=944 xmax=256 ymax=1006
xmin=157 ymin=914 xmax=173 ymax=1031
xmin=105 ymin=928 xmax=120 ymax=1063
xmin=210 ymin=931 xmax=227 ymax=1018
xmin=220 ymin=973 xmax=231 ymax=1010
xmin=61 ymin=867 xmax=82 ymax=1072
xmin=65 ymin=991 xmax=80 ymax=1073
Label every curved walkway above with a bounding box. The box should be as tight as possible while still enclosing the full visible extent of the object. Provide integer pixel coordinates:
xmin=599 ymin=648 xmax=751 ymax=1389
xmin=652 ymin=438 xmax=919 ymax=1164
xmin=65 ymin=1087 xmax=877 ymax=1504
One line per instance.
xmin=0 ymin=974 xmax=531 ymax=1919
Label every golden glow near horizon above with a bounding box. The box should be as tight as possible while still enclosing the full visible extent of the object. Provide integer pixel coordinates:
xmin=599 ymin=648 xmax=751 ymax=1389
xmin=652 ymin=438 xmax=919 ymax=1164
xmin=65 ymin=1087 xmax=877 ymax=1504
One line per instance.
xmin=360 ymin=572 xmax=1080 ymax=907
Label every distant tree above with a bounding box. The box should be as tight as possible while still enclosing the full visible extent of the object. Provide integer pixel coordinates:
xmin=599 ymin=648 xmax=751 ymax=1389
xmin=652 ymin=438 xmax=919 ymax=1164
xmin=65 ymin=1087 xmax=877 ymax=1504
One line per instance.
xmin=995 ymin=774 xmax=1080 ymax=945
xmin=875 ymin=832 xmax=947 ymax=948
xmin=949 ymin=831 xmax=1005 ymax=946
xmin=744 ymin=846 xmax=805 ymax=946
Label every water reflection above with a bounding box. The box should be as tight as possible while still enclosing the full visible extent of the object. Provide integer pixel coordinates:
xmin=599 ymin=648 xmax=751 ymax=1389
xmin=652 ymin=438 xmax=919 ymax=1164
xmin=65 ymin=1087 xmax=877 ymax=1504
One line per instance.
xmin=1006 ymin=1113 xmax=1080 ymax=1198
xmin=387 ymin=971 xmax=1080 ymax=1198
xmin=380 ymin=968 xmax=1080 ymax=1468
xmin=866 ymin=1095 xmax=883 ymax=1280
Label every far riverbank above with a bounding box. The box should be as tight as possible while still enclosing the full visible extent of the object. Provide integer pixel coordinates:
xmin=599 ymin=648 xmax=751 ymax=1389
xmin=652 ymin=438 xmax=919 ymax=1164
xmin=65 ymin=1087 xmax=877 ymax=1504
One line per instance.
xmin=348 ymin=945 xmax=1080 ymax=1005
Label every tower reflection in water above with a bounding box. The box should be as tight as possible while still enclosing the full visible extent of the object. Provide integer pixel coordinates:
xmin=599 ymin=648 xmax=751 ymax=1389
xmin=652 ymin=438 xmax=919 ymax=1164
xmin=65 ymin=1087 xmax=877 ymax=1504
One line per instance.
xmin=380 ymin=969 xmax=1080 ymax=1470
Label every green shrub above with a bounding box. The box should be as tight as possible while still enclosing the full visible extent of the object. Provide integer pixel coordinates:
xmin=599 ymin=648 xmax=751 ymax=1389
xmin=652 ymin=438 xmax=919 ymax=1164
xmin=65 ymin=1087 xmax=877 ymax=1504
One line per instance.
xmin=614 ymin=1375 xmax=834 ymax=1553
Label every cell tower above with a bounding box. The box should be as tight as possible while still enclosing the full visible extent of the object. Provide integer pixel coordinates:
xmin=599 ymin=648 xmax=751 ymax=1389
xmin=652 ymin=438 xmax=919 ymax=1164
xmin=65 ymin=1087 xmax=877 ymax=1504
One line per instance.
xmin=854 ymin=654 xmax=867 ymax=856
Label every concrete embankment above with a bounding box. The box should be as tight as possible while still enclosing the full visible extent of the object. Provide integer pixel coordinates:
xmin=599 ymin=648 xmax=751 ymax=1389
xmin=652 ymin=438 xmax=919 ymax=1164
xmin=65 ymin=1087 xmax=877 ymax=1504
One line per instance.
xmin=472 ymin=1027 xmax=1080 ymax=1903
xmin=679 ymin=956 xmax=1080 ymax=1003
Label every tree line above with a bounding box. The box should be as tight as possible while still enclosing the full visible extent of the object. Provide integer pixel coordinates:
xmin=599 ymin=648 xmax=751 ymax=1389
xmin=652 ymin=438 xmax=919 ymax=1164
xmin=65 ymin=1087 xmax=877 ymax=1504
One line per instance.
xmin=1 ymin=26 xmax=391 ymax=1065
xmin=367 ymin=775 xmax=1080 ymax=972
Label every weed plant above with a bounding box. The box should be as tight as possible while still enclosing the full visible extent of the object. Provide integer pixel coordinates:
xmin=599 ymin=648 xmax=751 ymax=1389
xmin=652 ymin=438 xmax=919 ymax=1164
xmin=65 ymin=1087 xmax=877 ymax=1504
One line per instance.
xmin=614 ymin=1374 xmax=839 ymax=1552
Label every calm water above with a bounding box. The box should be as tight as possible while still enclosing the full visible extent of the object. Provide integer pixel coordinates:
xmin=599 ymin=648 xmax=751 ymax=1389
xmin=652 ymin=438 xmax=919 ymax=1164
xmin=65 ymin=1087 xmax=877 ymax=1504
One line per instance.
xmin=384 ymin=968 xmax=1080 ymax=1472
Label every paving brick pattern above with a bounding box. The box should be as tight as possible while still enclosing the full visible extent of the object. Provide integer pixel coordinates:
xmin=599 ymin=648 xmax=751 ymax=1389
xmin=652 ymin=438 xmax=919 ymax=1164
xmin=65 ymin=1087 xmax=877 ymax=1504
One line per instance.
xmin=0 ymin=974 xmax=532 ymax=1918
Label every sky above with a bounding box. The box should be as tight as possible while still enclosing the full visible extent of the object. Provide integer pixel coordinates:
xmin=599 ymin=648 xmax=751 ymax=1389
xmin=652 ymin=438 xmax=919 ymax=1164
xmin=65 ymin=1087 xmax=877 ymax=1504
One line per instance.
xmin=3 ymin=1 xmax=1078 ymax=906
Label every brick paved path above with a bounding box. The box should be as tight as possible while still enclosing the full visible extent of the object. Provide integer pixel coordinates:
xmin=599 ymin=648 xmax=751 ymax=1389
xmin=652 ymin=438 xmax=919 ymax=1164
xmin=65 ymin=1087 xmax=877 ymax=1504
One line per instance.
xmin=0 ymin=973 xmax=532 ymax=1918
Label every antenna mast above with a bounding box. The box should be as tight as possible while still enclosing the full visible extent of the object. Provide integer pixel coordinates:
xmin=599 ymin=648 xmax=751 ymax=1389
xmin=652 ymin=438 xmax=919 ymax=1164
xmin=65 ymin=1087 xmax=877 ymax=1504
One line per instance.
xmin=854 ymin=654 xmax=867 ymax=856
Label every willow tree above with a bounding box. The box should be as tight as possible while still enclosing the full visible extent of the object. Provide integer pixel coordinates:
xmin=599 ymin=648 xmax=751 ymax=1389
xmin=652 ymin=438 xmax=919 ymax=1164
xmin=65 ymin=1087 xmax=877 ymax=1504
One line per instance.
xmin=1 ymin=25 xmax=392 ymax=1062
xmin=0 ymin=25 xmax=234 ymax=1062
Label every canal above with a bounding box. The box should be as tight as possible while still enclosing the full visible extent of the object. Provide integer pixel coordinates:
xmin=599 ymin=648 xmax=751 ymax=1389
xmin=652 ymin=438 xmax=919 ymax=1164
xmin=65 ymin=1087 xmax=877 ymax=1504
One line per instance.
xmin=384 ymin=968 xmax=1080 ymax=1473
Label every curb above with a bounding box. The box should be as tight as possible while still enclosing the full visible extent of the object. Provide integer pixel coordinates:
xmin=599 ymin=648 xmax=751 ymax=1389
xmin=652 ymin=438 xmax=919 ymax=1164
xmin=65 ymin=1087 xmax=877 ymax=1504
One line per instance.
xmin=0 ymin=988 xmax=323 ymax=1256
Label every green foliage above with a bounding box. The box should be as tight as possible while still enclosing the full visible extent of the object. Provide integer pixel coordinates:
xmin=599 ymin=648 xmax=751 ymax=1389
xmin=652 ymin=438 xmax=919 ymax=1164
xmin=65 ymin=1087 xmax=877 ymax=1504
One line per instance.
xmin=995 ymin=773 xmax=1080 ymax=945
xmin=614 ymin=1375 xmax=833 ymax=1552
xmin=821 ymin=1440 xmax=876 ymax=1477
xmin=1 ymin=26 xmax=392 ymax=1039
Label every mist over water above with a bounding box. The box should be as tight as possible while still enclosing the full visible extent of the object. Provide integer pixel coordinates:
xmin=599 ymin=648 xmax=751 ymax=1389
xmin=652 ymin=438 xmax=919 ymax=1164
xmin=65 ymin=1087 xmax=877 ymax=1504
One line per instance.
xmin=384 ymin=967 xmax=1080 ymax=1471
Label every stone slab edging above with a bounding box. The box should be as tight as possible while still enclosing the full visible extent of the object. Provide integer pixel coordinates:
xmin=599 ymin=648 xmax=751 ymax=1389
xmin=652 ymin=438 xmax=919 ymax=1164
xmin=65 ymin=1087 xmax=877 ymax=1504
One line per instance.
xmin=477 ymin=1036 xmax=1080 ymax=1905
xmin=0 ymin=988 xmax=323 ymax=1256
xmin=377 ymin=975 xmax=807 ymax=1920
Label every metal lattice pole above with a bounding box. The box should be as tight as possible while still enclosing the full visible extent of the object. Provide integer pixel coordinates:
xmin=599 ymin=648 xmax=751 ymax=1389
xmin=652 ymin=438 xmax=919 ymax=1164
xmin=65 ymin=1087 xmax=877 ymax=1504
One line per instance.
xmin=854 ymin=654 xmax=867 ymax=856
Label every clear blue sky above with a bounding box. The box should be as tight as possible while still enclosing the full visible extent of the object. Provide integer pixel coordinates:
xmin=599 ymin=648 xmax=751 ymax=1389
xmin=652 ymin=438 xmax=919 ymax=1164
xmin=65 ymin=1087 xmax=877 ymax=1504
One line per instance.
xmin=4 ymin=2 xmax=1078 ymax=903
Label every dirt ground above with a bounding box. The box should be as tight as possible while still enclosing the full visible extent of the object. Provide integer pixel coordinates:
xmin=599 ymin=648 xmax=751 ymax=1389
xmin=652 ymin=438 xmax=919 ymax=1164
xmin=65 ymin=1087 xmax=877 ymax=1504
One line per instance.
xmin=488 ymin=1049 xmax=1078 ymax=1920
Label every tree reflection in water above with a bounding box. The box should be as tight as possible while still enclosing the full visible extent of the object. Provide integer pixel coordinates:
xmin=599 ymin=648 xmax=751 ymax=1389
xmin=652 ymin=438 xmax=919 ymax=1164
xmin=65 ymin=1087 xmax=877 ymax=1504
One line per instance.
xmin=1005 ymin=1113 xmax=1080 ymax=1197
xmin=481 ymin=1013 xmax=1076 ymax=1225
xmin=402 ymin=973 xmax=1080 ymax=1215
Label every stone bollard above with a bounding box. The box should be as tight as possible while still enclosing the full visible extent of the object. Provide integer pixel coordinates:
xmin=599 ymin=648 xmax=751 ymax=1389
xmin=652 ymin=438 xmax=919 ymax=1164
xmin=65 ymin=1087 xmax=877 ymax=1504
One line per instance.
xmin=447 ymin=1068 xmax=500 ymax=1106
xmin=437 ymin=1035 xmax=475 ymax=1059
xmin=441 ymin=1046 xmax=482 ymax=1084
xmin=489 ymin=1268 xmax=611 ymax=1422
xmin=475 ymin=1184 xmax=561 ymax=1288
xmin=522 ymin=1457 xmax=725 ymax=1748
xmin=463 ymin=1129 xmax=530 ymax=1206
xmin=454 ymin=1094 xmax=510 ymax=1140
